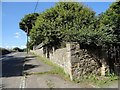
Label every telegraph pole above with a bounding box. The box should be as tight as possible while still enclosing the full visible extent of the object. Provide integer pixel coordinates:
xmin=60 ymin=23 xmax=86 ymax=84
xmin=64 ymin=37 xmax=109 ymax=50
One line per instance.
xmin=26 ymin=25 xmax=29 ymax=54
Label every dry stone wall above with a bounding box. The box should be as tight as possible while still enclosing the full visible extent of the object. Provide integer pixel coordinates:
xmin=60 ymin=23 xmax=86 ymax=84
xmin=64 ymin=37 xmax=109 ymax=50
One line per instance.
xmin=30 ymin=42 xmax=108 ymax=80
xmin=49 ymin=47 xmax=72 ymax=76
xmin=69 ymin=42 xmax=101 ymax=80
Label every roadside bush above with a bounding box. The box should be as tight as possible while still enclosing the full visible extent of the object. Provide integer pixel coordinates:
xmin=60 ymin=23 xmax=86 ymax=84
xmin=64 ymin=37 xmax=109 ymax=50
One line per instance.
xmin=0 ymin=48 xmax=11 ymax=55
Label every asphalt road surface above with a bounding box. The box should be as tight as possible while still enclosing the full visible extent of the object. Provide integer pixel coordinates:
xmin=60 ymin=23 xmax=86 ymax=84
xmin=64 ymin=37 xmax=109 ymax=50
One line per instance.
xmin=0 ymin=52 xmax=118 ymax=89
xmin=1 ymin=52 xmax=26 ymax=88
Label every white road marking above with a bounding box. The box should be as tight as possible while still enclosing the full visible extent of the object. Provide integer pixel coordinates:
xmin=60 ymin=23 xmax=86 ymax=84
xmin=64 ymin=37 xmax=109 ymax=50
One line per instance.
xmin=19 ymin=76 xmax=25 ymax=89
xmin=19 ymin=57 xmax=26 ymax=89
xmin=1 ymin=52 xmax=26 ymax=89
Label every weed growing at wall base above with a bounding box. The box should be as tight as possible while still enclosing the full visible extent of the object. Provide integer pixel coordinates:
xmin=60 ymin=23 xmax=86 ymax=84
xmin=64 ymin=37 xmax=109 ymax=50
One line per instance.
xmin=30 ymin=53 xmax=119 ymax=88
xmin=73 ymin=73 xmax=118 ymax=87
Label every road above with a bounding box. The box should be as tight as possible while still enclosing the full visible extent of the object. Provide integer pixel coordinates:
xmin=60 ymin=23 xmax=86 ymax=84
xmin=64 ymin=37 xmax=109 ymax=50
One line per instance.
xmin=1 ymin=52 xmax=26 ymax=88
xmin=24 ymin=53 xmax=89 ymax=88
xmin=1 ymin=52 xmax=84 ymax=88
xmin=0 ymin=52 xmax=118 ymax=89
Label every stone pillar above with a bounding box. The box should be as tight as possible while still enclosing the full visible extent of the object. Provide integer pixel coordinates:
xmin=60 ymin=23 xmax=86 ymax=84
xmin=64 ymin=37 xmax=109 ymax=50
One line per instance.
xmin=45 ymin=47 xmax=48 ymax=58
xmin=70 ymin=42 xmax=80 ymax=80
xmin=33 ymin=45 xmax=36 ymax=50
xmin=66 ymin=43 xmax=73 ymax=80
xmin=52 ymin=47 xmax=55 ymax=55
xmin=49 ymin=47 xmax=54 ymax=60
xmin=101 ymin=63 xmax=106 ymax=76
xmin=41 ymin=47 xmax=44 ymax=57
xmin=66 ymin=42 xmax=80 ymax=80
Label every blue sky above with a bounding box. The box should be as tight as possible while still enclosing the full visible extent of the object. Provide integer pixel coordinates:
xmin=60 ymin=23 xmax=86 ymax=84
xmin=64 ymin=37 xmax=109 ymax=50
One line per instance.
xmin=1 ymin=2 xmax=113 ymax=49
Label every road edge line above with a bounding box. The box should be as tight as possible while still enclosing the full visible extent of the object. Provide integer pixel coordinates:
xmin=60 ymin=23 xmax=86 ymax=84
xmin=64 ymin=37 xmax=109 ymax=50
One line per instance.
xmin=19 ymin=54 xmax=26 ymax=89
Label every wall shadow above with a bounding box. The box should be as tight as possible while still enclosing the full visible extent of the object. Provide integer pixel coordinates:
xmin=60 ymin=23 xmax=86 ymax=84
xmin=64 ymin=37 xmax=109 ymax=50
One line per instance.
xmin=24 ymin=64 xmax=39 ymax=71
xmin=2 ymin=56 xmax=24 ymax=77
xmin=2 ymin=53 xmax=39 ymax=78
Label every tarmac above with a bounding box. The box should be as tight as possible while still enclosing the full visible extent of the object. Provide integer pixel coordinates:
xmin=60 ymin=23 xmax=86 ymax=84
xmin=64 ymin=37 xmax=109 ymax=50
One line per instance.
xmin=24 ymin=53 xmax=119 ymax=88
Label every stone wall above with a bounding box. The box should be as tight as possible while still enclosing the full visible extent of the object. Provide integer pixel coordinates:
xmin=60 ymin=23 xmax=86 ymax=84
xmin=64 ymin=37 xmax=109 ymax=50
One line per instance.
xmin=30 ymin=42 xmax=108 ymax=80
xmin=30 ymin=44 xmax=72 ymax=79
xmin=31 ymin=48 xmax=44 ymax=57
xmin=69 ymin=43 xmax=101 ymax=79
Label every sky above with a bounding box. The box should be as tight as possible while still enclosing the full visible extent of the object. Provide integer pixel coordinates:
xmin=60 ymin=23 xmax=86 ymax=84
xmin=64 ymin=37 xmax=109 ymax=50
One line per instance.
xmin=1 ymin=2 xmax=113 ymax=49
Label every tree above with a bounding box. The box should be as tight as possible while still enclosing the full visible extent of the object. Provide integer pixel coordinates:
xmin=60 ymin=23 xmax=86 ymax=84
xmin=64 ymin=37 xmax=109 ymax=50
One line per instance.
xmin=19 ymin=13 xmax=39 ymax=35
xmin=0 ymin=48 xmax=11 ymax=55
xmin=98 ymin=1 xmax=120 ymax=43
xmin=13 ymin=47 xmax=23 ymax=52
xmin=20 ymin=2 xmax=118 ymax=49
xmin=30 ymin=2 xmax=97 ymax=47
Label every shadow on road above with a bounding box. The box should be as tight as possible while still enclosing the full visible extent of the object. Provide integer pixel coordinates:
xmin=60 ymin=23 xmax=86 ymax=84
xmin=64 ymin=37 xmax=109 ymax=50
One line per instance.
xmin=26 ymin=56 xmax=36 ymax=59
xmin=24 ymin=56 xmax=36 ymax=62
xmin=2 ymin=56 xmax=13 ymax=58
xmin=24 ymin=64 xmax=39 ymax=71
xmin=2 ymin=56 xmax=24 ymax=77
xmin=2 ymin=54 xmax=39 ymax=77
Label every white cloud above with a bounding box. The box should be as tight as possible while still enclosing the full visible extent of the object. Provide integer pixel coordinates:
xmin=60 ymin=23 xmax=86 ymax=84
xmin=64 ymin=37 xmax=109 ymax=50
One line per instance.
xmin=20 ymin=45 xmax=26 ymax=49
xmin=15 ymin=36 xmax=19 ymax=38
xmin=22 ymin=32 xmax=26 ymax=34
xmin=12 ymin=46 xmax=17 ymax=48
xmin=6 ymin=46 xmax=9 ymax=48
xmin=15 ymin=32 xmax=20 ymax=35
xmin=5 ymin=46 xmax=12 ymax=49
xmin=6 ymin=46 xmax=10 ymax=49
xmin=15 ymin=32 xmax=20 ymax=38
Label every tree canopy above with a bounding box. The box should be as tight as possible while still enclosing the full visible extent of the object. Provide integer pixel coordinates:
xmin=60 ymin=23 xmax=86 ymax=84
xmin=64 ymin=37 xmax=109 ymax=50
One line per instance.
xmin=19 ymin=1 xmax=120 ymax=49
xmin=19 ymin=13 xmax=39 ymax=35
xmin=98 ymin=1 xmax=120 ymax=44
xmin=30 ymin=2 xmax=97 ymax=47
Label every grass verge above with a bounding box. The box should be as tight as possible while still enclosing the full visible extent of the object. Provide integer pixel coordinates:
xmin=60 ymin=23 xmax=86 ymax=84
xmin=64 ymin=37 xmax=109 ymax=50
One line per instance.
xmin=73 ymin=73 xmax=119 ymax=87
xmin=30 ymin=53 xmax=70 ymax=81
xmin=28 ymin=53 xmax=119 ymax=88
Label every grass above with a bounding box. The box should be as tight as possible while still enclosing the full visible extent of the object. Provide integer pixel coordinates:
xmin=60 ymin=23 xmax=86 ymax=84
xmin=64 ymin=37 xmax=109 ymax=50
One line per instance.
xmin=27 ymin=53 xmax=119 ymax=88
xmin=27 ymin=53 xmax=70 ymax=81
xmin=25 ymin=53 xmax=28 ymax=56
xmin=35 ymin=54 xmax=58 ymax=68
xmin=73 ymin=73 xmax=119 ymax=87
